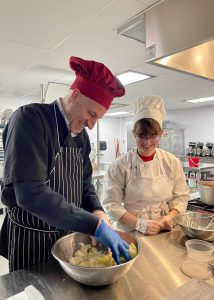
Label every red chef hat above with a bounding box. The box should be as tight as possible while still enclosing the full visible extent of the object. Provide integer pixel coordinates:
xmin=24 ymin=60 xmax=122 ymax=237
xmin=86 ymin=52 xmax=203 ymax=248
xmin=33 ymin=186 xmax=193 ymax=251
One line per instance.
xmin=69 ymin=56 xmax=125 ymax=109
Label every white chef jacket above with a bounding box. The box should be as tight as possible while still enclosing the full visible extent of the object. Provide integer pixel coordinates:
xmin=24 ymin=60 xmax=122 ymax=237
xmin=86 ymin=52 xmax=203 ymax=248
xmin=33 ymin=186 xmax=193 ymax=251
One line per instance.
xmin=102 ymin=148 xmax=189 ymax=230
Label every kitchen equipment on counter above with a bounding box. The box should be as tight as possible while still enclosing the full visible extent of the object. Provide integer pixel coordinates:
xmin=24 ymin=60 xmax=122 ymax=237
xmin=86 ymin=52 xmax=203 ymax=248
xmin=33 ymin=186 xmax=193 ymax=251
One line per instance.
xmin=198 ymin=181 xmax=214 ymax=205
xmin=181 ymin=238 xmax=214 ymax=280
xmin=187 ymin=142 xmax=197 ymax=157
xmin=187 ymin=156 xmax=200 ymax=168
xmin=185 ymin=239 xmax=214 ymax=261
xmin=52 ymin=231 xmax=140 ymax=286
xmin=176 ymin=212 xmax=214 ymax=241
xmin=205 ymin=142 xmax=214 ymax=157
xmin=187 ymin=199 xmax=214 ymax=214
xmin=196 ymin=142 xmax=204 ymax=157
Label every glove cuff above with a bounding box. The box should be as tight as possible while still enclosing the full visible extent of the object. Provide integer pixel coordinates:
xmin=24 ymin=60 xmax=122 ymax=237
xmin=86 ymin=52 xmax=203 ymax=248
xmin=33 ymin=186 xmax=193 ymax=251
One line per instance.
xmin=135 ymin=218 xmax=148 ymax=234
xmin=94 ymin=219 xmax=105 ymax=238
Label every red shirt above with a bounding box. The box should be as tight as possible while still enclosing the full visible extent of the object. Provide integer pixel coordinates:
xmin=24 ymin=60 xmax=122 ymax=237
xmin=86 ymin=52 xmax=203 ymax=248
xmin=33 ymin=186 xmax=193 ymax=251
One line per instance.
xmin=138 ymin=151 xmax=156 ymax=162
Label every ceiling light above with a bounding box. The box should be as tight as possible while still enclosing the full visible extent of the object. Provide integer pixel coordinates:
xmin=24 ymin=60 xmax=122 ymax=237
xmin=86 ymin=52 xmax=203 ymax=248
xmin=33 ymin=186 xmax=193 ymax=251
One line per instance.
xmin=105 ymin=111 xmax=131 ymax=116
xmin=186 ymin=96 xmax=214 ymax=103
xmin=116 ymin=71 xmax=152 ymax=86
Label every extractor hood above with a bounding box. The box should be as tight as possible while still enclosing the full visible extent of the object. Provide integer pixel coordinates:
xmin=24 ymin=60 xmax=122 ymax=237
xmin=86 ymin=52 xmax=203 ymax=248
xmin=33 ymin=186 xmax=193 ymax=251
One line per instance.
xmin=145 ymin=0 xmax=214 ymax=81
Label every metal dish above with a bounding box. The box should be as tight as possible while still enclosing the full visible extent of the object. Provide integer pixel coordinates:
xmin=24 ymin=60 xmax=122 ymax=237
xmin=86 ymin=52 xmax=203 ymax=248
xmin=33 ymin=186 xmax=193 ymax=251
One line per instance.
xmin=176 ymin=212 xmax=214 ymax=241
xmin=52 ymin=231 xmax=140 ymax=286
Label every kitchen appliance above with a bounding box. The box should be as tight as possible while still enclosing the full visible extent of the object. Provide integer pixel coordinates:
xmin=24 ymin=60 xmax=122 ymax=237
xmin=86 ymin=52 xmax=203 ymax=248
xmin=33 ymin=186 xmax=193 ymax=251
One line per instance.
xmin=159 ymin=127 xmax=185 ymax=157
xmin=99 ymin=141 xmax=107 ymax=151
xmin=187 ymin=142 xmax=197 ymax=156
xmin=117 ymin=0 xmax=214 ymax=81
xmin=205 ymin=142 xmax=213 ymax=157
xmin=196 ymin=142 xmax=204 ymax=157
xmin=198 ymin=181 xmax=214 ymax=205
xmin=187 ymin=199 xmax=214 ymax=214
xmin=145 ymin=0 xmax=214 ymax=81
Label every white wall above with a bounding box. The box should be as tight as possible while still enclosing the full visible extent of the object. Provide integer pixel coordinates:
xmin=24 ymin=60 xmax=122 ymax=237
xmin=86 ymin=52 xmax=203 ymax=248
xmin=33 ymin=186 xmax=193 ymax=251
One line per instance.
xmin=122 ymin=106 xmax=214 ymax=152
xmin=87 ymin=117 xmax=122 ymax=165
xmin=167 ymin=106 xmax=214 ymax=149
xmin=87 ymin=105 xmax=214 ymax=165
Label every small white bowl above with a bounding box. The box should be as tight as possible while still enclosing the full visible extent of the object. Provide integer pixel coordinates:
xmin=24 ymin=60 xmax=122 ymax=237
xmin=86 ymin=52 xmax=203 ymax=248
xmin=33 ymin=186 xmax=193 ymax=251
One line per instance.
xmin=185 ymin=239 xmax=214 ymax=261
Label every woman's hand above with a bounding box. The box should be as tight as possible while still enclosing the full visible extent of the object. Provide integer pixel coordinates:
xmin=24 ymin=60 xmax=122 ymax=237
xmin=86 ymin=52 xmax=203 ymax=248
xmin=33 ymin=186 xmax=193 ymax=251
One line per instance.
xmin=157 ymin=215 xmax=174 ymax=230
xmin=136 ymin=218 xmax=164 ymax=235
xmin=156 ymin=209 xmax=179 ymax=231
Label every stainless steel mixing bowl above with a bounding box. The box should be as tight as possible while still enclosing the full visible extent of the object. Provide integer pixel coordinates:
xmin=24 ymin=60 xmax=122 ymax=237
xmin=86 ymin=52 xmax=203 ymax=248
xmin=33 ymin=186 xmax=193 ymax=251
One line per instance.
xmin=176 ymin=212 xmax=214 ymax=241
xmin=51 ymin=231 xmax=140 ymax=286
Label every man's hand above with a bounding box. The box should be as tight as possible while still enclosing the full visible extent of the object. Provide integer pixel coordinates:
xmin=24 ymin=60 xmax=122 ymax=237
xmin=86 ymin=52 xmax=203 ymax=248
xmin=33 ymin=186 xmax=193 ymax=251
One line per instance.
xmin=94 ymin=220 xmax=131 ymax=264
xmin=93 ymin=210 xmax=113 ymax=228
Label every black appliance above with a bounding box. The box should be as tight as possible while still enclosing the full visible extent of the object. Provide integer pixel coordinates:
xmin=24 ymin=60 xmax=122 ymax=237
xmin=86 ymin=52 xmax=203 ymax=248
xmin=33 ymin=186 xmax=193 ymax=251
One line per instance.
xmin=99 ymin=141 xmax=107 ymax=151
xmin=196 ymin=142 xmax=204 ymax=157
xmin=205 ymin=142 xmax=214 ymax=157
xmin=187 ymin=199 xmax=214 ymax=214
xmin=187 ymin=142 xmax=197 ymax=156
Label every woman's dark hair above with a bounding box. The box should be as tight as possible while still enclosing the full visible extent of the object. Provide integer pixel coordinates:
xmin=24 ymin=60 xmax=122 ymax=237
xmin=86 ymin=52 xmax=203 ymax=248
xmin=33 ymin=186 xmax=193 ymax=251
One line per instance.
xmin=133 ymin=118 xmax=162 ymax=136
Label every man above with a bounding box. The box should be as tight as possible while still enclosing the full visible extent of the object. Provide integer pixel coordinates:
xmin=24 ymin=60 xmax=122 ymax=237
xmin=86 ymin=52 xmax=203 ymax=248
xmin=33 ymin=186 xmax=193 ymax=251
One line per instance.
xmin=0 ymin=56 xmax=130 ymax=271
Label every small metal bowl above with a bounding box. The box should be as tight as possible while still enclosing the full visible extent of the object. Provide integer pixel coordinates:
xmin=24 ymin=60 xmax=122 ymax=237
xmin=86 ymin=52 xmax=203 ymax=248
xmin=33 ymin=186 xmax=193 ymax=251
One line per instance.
xmin=52 ymin=231 xmax=140 ymax=286
xmin=176 ymin=212 xmax=214 ymax=241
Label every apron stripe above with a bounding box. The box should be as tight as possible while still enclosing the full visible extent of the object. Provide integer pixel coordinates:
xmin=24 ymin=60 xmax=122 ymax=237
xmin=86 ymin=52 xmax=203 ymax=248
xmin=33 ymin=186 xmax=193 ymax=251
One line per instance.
xmin=38 ymin=231 xmax=41 ymax=263
xmin=27 ymin=230 xmax=30 ymax=268
xmin=22 ymin=226 xmax=26 ymax=270
xmin=17 ymin=226 xmax=20 ymax=270
xmin=33 ymin=230 xmax=35 ymax=265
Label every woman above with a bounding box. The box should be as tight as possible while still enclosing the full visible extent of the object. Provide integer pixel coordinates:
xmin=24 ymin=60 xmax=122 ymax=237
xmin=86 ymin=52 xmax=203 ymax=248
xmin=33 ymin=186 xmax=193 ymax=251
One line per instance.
xmin=102 ymin=96 xmax=189 ymax=235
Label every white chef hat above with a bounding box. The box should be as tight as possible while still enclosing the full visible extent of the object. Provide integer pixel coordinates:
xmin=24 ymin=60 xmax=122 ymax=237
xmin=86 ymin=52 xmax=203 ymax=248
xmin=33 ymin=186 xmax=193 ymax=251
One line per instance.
xmin=133 ymin=96 xmax=165 ymax=128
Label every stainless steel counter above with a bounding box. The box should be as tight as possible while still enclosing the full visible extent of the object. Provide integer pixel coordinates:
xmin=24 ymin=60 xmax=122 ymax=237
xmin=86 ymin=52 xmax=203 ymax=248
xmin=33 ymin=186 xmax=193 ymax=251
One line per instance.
xmin=0 ymin=227 xmax=214 ymax=300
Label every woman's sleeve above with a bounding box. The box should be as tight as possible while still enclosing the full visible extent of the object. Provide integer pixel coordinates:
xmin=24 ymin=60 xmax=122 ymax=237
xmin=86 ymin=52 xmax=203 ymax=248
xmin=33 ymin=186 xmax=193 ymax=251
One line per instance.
xmin=168 ymin=158 xmax=190 ymax=213
xmin=101 ymin=159 xmax=128 ymax=222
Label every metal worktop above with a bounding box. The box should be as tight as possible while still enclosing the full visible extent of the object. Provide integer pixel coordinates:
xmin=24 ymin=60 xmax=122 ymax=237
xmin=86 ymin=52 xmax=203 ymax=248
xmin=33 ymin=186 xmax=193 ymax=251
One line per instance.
xmin=0 ymin=227 xmax=214 ymax=300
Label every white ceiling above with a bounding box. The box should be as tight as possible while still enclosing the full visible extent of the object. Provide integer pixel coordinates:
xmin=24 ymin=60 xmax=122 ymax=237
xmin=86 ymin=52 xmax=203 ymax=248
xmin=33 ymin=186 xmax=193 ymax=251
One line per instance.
xmin=0 ymin=0 xmax=214 ymax=116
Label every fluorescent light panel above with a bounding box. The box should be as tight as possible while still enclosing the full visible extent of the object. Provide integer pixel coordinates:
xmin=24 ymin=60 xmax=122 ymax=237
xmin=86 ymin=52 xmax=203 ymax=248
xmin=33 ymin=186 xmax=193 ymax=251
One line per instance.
xmin=105 ymin=111 xmax=130 ymax=116
xmin=186 ymin=96 xmax=214 ymax=103
xmin=116 ymin=71 xmax=151 ymax=86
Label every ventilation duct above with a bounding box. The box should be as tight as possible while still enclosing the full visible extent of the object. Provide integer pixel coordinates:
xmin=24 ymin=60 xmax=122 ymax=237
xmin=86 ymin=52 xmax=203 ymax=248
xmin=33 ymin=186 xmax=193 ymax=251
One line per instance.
xmin=118 ymin=0 xmax=214 ymax=81
xmin=145 ymin=0 xmax=214 ymax=81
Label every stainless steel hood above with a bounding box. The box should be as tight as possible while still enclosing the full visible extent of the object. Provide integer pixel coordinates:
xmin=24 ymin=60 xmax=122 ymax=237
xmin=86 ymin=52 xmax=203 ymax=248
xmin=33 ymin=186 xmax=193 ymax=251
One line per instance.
xmin=145 ymin=0 xmax=214 ymax=81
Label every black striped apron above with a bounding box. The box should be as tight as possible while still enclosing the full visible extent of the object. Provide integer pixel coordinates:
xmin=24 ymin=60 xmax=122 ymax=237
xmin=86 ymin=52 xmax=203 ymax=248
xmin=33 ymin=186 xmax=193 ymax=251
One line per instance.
xmin=7 ymin=104 xmax=83 ymax=271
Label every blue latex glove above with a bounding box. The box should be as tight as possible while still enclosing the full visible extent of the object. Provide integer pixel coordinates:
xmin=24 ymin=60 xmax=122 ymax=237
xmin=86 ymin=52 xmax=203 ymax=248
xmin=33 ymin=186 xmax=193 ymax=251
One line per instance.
xmin=94 ymin=220 xmax=131 ymax=264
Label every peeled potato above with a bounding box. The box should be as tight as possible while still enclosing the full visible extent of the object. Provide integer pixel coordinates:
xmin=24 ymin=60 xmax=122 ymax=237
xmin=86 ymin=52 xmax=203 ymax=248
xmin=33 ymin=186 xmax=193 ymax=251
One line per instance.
xmin=69 ymin=242 xmax=137 ymax=267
